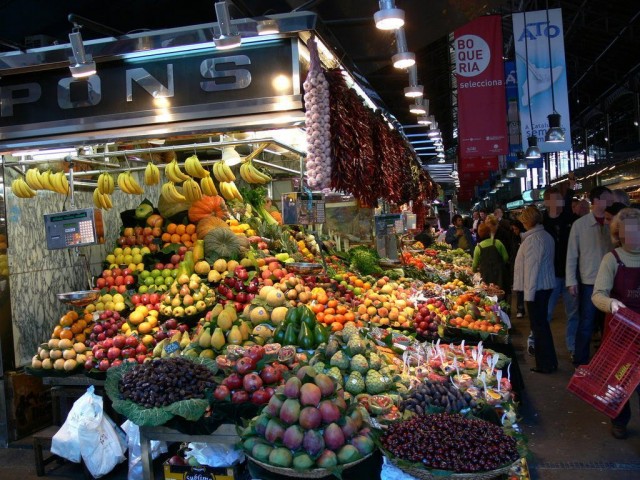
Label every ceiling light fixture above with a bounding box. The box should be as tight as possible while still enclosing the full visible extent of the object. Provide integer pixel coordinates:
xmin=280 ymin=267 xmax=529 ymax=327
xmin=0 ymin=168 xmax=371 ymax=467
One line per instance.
xmin=544 ymin=2 xmax=565 ymax=143
xmin=374 ymin=0 xmax=405 ymax=30
xmin=522 ymin=10 xmax=541 ymax=160
xmin=506 ymin=169 xmax=518 ymax=178
xmin=392 ymin=28 xmax=415 ymax=69
xmin=214 ymin=1 xmax=241 ymax=50
xmin=404 ymin=65 xmax=424 ymax=98
xmin=68 ymin=26 xmax=96 ymax=78
xmin=410 ymin=99 xmax=427 ymax=115
xmin=515 ymin=152 xmax=528 ymax=170
xmin=427 ymin=129 xmax=440 ymax=138
xmin=417 ymin=115 xmax=432 ymax=125
xmin=256 ymin=18 xmax=279 ymax=35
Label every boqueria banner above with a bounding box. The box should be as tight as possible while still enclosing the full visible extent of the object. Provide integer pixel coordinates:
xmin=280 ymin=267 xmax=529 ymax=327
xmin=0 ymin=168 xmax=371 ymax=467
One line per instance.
xmin=454 ymin=15 xmax=508 ymax=157
xmin=513 ymin=8 xmax=572 ymax=153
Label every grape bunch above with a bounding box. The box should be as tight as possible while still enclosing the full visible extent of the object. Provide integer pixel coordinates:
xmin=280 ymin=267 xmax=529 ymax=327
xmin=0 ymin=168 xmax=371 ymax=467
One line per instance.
xmin=400 ymin=380 xmax=477 ymax=414
xmin=119 ymin=357 xmax=216 ymax=408
xmin=382 ymin=413 xmax=519 ymax=473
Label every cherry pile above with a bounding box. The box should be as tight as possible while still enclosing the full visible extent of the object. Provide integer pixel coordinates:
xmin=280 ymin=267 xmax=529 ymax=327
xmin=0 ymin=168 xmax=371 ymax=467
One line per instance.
xmin=119 ymin=357 xmax=216 ymax=408
xmin=381 ymin=413 xmax=519 ymax=473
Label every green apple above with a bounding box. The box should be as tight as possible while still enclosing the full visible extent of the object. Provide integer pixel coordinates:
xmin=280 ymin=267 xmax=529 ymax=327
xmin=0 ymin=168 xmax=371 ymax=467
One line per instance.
xmin=151 ymin=269 xmax=161 ymax=278
xmin=140 ymin=246 xmax=151 ymax=255
xmin=144 ymin=277 xmax=155 ymax=287
xmin=138 ymin=285 xmax=148 ymax=294
xmin=155 ymin=276 xmax=165 ymax=286
xmin=162 ymin=269 xmax=173 ymax=278
xmin=164 ymin=276 xmax=174 ymax=286
xmin=139 ymin=270 xmax=151 ymax=279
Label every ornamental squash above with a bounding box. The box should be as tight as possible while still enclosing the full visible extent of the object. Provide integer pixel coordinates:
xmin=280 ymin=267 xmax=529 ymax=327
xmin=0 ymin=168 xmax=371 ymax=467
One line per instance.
xmin=188 ymin=195 xmax=228 ymax=223
xmin=196 ymin=216 xmax=229 ymax=240
xmin=204 ymin=228 xmax=250 ymax=260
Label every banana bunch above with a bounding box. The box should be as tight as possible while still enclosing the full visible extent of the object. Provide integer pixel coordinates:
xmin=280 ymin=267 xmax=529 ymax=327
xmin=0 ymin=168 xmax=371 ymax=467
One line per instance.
xmin=240 ymin=161 xmax=272 ymax=184
xmin=213 ymin=160 xmax=235 ymax=182
xmin=200 ymin=175 xmax=218 ymax=196
xmin=184 ymin=154 xmax=209 ymax=178
xmin=25 ymin=168 xmax=44 ymax=190
xmin=117 ymin=172 xmax=144 ymax=194
xmin=12 ymin=177 xmax=36 ymax=198
xmin=182 ymin=177 xmax=203 ymax=203
xmin=144 ymin=162 xmax=160 ymax=185
xmin=97 ymin=173 xmax=115 ymax=194
xmin=161 ymin=181 xmax=186 ymax=203
xmin=219 ymin=181 xmax=243 ymax=201
xmin=37 ymin=171 xmax=69 ymax=195
xmin=165 ymin=159 xmax=190 ymax=183
xmin=93 ymin=188 xmax=113 ymax=210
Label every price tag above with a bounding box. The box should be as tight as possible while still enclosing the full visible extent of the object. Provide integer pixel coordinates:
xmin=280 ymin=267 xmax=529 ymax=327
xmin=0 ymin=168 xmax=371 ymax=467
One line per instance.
xmin=164 ymin=341 xmax=180 ymax=354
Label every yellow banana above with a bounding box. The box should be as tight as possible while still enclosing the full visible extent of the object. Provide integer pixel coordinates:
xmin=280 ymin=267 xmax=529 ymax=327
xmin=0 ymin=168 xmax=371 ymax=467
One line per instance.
xmin=200 ymin=175 xmax=218 ymax=196
xmin=229 ymin=181 xmax=243 ymax=201
xmin=184 ymin=154 xmax=208 ymax=178
xmin=57 ymin=172 xmax=70 ymax=195
xmin=93 ymin=188 xmax=104 ymax=208
xmin=166 ymin=160 xmax=189 ymax=183
xmin=126 ymin=172 xmax=144 ymax=194
xmin=12 ymin=178 xmax=35 ymax=198
xmin=40 ymin=170 xmax=54 ymax=191
xmin=50 ymin=171 xmax=64 ymax=194
xmin=98 ymin=173 xmax=114 ymax=194
xmin=251 ymin=164 xmax=272 ymax=184
xmin=161 ymin=182 xmax=186 ymax=203
xmin=25 ymin=168 xmax=43 ymax=190
xmin=213 ymin=161 xmax=227 ymax=182
xmin=221 ymin=161 xmax=235 ymax=182
xmin=144 ymin=162 xmax=160 ymax=185
xmin=239 ymin=163 xmax=251 ymax=183
xmin=101 ymin=192 xmax=113 ymax=209
xmin=117 ymin=172 xmax=131 ymax=193
xmin=183 ymin=178 xmax=203 ymax=203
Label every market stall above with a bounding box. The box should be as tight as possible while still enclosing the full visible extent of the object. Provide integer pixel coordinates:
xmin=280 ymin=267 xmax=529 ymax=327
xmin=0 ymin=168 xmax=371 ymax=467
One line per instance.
xmin=0 ymin=14 xmax=528 ymax=480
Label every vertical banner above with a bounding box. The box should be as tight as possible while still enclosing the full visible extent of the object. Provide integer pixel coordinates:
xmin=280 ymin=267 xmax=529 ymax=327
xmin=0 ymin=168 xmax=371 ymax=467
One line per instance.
xmin=504 ymin=61 xmax=521 ymax=163
xmin=513 ymin=9 xmax=572 ymax=153
xmin=455 ymin=15 xmax=508 ymax=157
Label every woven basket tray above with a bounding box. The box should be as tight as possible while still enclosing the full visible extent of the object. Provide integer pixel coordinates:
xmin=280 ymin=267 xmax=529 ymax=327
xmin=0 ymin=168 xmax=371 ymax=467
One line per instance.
xmin=248 ymin=452 xmax=372 ymax=478
xmin=388 ymin=457 xmax=518 ymax=480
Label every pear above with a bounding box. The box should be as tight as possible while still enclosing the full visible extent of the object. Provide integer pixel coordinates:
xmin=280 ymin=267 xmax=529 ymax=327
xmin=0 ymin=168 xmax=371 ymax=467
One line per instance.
xmin=223 ymin=305 xmax=238 ymax=321
xmin=217 ymin=310 xmax=233 ymax=331
xmin=211 ymin=328 xmax=226 ymax=350
xmin=227 ymin=325 xmax=243 ymax=345
xmin=198 ymin=329 xmax=212 ymax=348
xmin=239 ymin=321 xmax=251 ymax=341
xmin=180 ymin=331 xmax=191 ymax=349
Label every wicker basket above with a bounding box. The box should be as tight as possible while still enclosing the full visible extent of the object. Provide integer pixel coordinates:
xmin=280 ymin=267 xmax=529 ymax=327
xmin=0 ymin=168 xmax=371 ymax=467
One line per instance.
xmin=248 ymin=453 xmax=372 ymax=478
xmin=388 ymin=457 xmax=518 ymax=480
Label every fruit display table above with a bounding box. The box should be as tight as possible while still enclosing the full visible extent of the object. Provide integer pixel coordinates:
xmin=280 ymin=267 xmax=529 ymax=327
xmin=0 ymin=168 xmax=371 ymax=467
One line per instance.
xmin=139 ymin=423 xmax=239 ymax=480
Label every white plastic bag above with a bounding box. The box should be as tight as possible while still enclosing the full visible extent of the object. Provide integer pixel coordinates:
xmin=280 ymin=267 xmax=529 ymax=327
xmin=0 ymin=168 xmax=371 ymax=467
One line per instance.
xmin=51 ymin=385 xmax=100 ymax=463
xmin=186 ymin=442 xmax=245 ymax=468
xmin=122 ymin=420 xmax=168 ymax=480
xmin=381 ymin=456 xmax=418 ymax=480
xmin=76 ymin=389 xmax=127 ymax=478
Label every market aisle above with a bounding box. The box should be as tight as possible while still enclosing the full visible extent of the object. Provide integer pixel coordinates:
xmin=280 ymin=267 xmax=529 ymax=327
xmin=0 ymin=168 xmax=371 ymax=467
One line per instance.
xmin=511 ymin=300 xmax=640 ymax=480
xmin=1 ymin=301 xmax=639 ymax=480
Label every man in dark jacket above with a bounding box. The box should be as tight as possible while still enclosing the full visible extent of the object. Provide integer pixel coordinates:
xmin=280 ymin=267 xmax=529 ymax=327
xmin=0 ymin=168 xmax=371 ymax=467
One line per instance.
xmin=445 ymin=214 xmax=474 ymax=254
xmin=539 ymin=177 xmax=579 ymax=359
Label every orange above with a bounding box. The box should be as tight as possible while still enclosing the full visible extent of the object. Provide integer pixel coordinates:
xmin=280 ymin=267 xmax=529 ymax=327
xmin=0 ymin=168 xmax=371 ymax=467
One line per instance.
xmin=324 ymin=307 xmax=335 ymax=316
xmin=68 ymin=311 xmax=79 ymax=321
xmin=137 ymin=321 xmax=152 ymax=334
xmin=185 ymin=224 xmax=196 ymax=234
xmin=59 ymin=314 xmax=74 ymax=327
xmin=176 ymin=224 xmax=186 ymax=235
xmin=181 ymin=233 xmax=191 ymax=244
xmin=166 ymin=223 xmax=177 ymax=234
xmin=71 ymin=323 xmax=83 ymax=334
xmin=191 ymin=233 xmax=198 ymax=242
xmin=161 ymin=233 xmax=171 ymax=243
xmin=317 ymin=295 xmax=329 ymax=305
xmin=327 ymin=299 xmax=338 ymax=309
xmin=330 ymin=322 xmax=343 ymax=332
xmin=334 ymin=314 xmax=346 ymax=324
xmin=464 ymin=314 xmax=473 ymax=323
xmin=59 ymin=329 xmax=74 ymax=340
xmin=324 ymin=314 xmax=334 ymax=324
xmin=345 ymin=312 xmax=356 ymax=322
xmin=52 ymin=325 xmax=63 ymax=338
xmin=74 ymin=333 xmax=86 ymax=343
xmin=355 ymin=279 xmax=364 ymax=288
xmin=184 ymin=240 xmax=193 ymax=248
xmin=315 ymin=312 xmax=325 ymax=323
xmin=170 ymin=234 xmax=181 ymax=244
xmin=336 ymin=305 xmax=347 ymax=315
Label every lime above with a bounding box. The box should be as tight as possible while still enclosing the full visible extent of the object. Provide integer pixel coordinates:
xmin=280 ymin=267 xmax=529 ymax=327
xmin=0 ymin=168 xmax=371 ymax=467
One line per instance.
xmin=151 ymin=269 xmax=161 ymax=278
xmin=162 ymin=269 xmax=172 ymax=278
xmin=155 ymin=276 xmax=165 ymax=286
xmin=144 ymin=276 xmax=155 ymax=287
xmin=164 ymin=276 xmax=174 ymax=286
xmin=139 ymin=270 xmax=151 ymax=279
xmin=138 ymin=285 xmax=148 ymax=294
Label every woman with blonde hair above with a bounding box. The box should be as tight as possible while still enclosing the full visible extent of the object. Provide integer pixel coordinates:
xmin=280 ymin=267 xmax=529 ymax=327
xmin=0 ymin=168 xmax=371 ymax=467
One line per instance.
xmin=513 ymin=206 xmax=557 ymax=373
xmin=592 ymin=208 xmax=640 ymax=439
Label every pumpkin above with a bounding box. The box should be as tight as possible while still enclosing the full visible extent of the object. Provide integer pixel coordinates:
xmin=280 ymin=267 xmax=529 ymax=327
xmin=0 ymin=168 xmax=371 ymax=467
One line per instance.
xmin=197 ymin=216 xmax=230 ymax=240
xmin=188 ymin=195 xmax=228 ymax=223
xmin=204 ymin=227 xmax=250 ymax=260
xmin=270 ymin=210 xmax=283 ymax=225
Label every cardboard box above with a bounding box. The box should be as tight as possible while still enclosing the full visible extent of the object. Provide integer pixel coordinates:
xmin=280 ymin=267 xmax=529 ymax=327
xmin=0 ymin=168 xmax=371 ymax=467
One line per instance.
xmin=163 ymin=462 xmax=241 ymax=480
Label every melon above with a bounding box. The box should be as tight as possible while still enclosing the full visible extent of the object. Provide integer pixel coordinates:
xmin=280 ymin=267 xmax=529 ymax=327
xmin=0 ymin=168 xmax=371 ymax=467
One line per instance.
xmin=271 ymin=306 xmax=289 ymax=325
xmin=250 ymin=306 xmax=270 ymax=325
xmin=266 ymin=289 xmax=285 ymax=307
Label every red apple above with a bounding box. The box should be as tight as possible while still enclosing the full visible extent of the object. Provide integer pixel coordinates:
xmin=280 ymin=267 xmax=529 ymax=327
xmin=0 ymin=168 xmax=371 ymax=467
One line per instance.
xmin=125 ymin=336 xmax=139 ymax=348
xmin=107 ymin=347 xmax=121 ymax=360
xmin=98 ymin=359 xmax=111 ymax=371
xmin=96 ymin=278 xmax=107 ymax=288
xmin=113 ymin=335 xmax=126 ymax=349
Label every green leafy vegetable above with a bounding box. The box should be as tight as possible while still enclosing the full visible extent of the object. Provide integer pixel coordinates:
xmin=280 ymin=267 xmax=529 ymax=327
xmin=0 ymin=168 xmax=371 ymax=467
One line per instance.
xmin=347 ymin=246 xmax=382 ymax=276
xmin=240 ymin=186 xmax=278 ymax=226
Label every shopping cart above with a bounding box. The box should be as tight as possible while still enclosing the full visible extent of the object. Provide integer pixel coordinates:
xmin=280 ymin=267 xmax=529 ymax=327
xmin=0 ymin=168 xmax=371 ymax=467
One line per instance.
xmin=567 ymin=308 xmax=640 ymax=418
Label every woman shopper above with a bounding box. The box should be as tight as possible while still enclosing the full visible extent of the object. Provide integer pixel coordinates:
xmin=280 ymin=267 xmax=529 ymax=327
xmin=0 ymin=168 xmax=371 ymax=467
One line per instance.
xmin=513 ymin=206 xmax=557 ymax=373
xmin=472 ymin=222 xmax=509 ymax=291
xmin=592 ymin=208 xmax=640 ymax=439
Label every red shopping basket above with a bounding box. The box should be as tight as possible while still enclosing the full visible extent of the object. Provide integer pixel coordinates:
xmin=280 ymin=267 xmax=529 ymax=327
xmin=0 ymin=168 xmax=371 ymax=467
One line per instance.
xmin=567 ymin=308 xmax=640 ymax=418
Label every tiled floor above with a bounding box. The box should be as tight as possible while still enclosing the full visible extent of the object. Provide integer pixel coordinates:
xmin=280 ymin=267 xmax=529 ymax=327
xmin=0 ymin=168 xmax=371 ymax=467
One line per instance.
xmin=1 ymin=300 xmax=639 ymax=480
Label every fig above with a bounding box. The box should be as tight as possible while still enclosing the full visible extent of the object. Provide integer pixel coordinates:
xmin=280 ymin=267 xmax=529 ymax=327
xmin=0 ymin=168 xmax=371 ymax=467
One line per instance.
xmin=303 ymin=429 xmax=325 ymax=456
xmin=300 ymin=383 xmax=322 ymax=407
xmin=299 ymin=406 xmax=322 ymax=430
xmin=323 ymin=422 xmax=346 ymax=451
xmin=268 ymin=447 xmax=293 ymax=468
xmin=279 ymin=398 xmax=301 ymax=425
xmin=284 ymin=376 xmax=302 ymax=399
xmin=283 ymin=425 xmax=304 ymax=451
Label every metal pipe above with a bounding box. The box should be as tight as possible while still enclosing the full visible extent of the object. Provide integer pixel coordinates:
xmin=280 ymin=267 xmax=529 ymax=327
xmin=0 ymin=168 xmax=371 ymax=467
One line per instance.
xmin=253 ymin=159 xmax=300 ymax=175
xmin=68 ymin=14 xmax=125 ymax=38
xmin=69 ymin=162 xmax=76 ymax=209
xmin=14 ymin=157 xmax=120 ymax=168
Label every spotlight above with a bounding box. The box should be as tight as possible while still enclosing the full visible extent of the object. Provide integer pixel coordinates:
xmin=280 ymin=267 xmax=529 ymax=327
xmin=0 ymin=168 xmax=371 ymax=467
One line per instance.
xmin=256 ymin=19 xmax=279 ymax=35
xmin=404 ymin=85 xmax=424 ymax=98
xmin=427 ymin=129 xmax=440 ymax=138
xmin=392 ymin=28 xmax=415 ymax=69
xmin=525 ymin=135 xmax=542 ymax=159
xmin=545 ymin=112 xmax=565 ymax=143
xmin=506 ymin=169 xmax=518 ymax=178
xmin=68 ymin=28 xmax=96 ymax=78
xmin=214 ymin=1 xmax=241 ymax=50
xmin=410 ymin=103 xmax=426 ymax=115
xmin=374 ymin=0 xmax=405 ymax=30
xmin=417 ymin=115 xmax=432 ymax=125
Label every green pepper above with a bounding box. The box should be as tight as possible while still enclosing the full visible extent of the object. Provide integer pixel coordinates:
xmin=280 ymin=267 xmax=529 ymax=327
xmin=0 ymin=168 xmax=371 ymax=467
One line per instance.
xmin=273 ymin=323 xmax=286 ymax=344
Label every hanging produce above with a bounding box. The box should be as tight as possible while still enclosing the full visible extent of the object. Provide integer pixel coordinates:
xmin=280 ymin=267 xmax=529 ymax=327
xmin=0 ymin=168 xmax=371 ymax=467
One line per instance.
xmin=182 ymin=177 xmax=203 ymax=203
xmin=97 ymin=173 xmax=115 ymax=195
xmin=144 ymin=162 xmax=160 ymax=185
xmin=92 ymin=188 xmax=113 ymax=210
xmin=303 ymin=36 xmax=332 ymax=190
xmin=117 ymin=172 xmax=144 ymax=194
xmin=213 ymin=159 xmax=235 ymax=182
xmin=200 ymin=175 xmax=218 ymax=196
xmin=160 ymin=181 xmax=186 ymax=203
xmin=184 ymin=154 xmax=209 ymax=178
xmin=11 ymin=177 xmax=37 ymax=198
xmin=25 ymin=168 xmax=44 ymax=190
xmin=165 ymin=159 xmax=190 ymax=183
